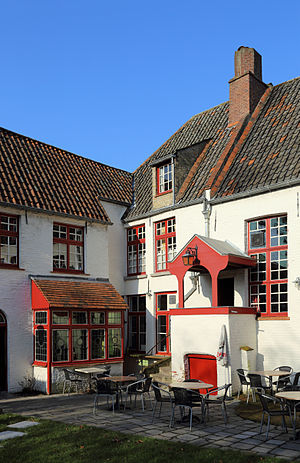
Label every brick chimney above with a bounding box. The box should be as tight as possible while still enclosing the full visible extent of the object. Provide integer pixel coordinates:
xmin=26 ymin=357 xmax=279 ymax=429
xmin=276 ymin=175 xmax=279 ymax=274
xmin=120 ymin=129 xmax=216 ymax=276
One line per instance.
xmin=228 ymin=47 xmax=268 ymax=126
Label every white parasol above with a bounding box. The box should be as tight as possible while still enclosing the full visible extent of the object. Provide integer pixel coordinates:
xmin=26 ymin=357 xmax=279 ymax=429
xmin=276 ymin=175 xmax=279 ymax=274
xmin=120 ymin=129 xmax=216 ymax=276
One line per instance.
xmin=217 ymin=324 xmax=229 ymax=366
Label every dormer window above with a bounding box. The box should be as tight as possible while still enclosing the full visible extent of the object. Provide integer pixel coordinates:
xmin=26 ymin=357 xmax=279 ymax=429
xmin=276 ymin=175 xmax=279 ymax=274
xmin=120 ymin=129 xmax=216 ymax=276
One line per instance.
xmin=157 ymin=163 xmax=172 ymax=195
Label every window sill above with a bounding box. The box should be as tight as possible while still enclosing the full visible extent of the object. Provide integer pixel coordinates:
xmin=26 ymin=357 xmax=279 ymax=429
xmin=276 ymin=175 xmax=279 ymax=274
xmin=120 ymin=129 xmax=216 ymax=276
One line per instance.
xmin=259 ymin=316 xmax=290 ymax=321
xmin=124 ymin=274 xmax=148 ymax=281
xmin=51 ymin=271 xmax=90 ymax=276
xmin=155 ymin=190 xmax=173 ymax=197
xmin=151 ymin=271 xmax=171 ymax=277
xmin=0 ymin=266 xmax=25 ymax=271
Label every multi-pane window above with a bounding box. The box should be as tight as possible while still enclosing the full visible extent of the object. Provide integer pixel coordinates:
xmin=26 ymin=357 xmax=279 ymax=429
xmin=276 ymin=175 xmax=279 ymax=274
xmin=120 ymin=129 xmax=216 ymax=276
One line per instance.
xmin=156 ymin=292 xmax=175 ymax=355
xmin=248 ymin=215 xmax=288 ymax=316
xmin=155 ymin=218 xmax=176 ymax=271
xmin=35 ymin=329 xmax=47 ymax=362
xmin=127 ymin=225 xmax=146 ymax=276
xmin=127 ymin=295 xmax=146 ymax=353
xmin=0 ymin=213 xmax=18 ymax=267
xmin=157 ymin=163 xmax=172 ymax=194
xmin=53 ymin=223 xmax=84 ymax=273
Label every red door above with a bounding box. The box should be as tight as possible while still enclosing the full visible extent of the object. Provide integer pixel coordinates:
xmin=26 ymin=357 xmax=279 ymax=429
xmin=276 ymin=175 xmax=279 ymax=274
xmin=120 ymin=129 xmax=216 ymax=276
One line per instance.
xmin=186 ymin=354 xmax=217 ymax=394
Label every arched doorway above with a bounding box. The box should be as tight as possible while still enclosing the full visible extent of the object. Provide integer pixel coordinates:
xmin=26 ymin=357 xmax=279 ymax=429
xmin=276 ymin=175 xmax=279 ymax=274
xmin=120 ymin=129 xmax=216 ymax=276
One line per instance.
xmin=0 ymin=311 xmax=7 ymax=391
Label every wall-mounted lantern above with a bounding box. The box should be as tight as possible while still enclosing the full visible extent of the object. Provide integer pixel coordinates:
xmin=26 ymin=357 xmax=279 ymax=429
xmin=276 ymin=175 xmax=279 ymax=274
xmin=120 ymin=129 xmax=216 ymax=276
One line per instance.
xmin=182 ymin=245 xmax=199 ymax=266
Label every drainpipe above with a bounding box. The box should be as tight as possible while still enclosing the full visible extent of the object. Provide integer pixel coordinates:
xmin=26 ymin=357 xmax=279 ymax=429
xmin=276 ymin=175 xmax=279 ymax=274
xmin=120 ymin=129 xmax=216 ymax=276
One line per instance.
xmin=202 ymin=189 xmax=212 ymax=237
xmin=171 ymin=156 xmax=175 ymax=206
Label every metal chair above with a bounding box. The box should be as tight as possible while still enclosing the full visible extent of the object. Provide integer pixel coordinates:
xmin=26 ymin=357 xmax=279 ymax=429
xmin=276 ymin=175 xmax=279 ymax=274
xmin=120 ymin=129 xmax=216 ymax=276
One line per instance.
xmin=283 ymin=372 xmax=300 ymax=391
xmin=62 ymin=368 xmax=88 ymax=395
xmin=257 ymin=392 xmax=293 ymax=440
xmin=236 ymin=368 xmax=251 ymax=400
xmin=122 ymin=377 xmax=152 ymax=411
xmin=247 ymin=374 xmax=272 ymax=403
xmin=202 ymin=384 xmax=232 ymax=425
xmin=152 ymin=381 xmax=175 ymax=428
xmin=93 ymin=379 xmax=119 ymax=414
xmin=171 ymin=387 xmax=204 ymax=431
xmin=272 ymin=366 xmax=293 ymax=392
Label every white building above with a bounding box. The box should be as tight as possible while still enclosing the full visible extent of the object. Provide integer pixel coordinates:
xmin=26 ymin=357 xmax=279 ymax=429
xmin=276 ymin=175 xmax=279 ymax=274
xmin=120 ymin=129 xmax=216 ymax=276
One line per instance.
xmin=0 ymin=46 xmax=299 ymax=393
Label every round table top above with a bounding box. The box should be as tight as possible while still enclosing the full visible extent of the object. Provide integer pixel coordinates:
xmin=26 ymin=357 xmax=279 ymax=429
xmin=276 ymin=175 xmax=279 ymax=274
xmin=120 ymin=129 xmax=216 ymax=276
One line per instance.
xmin=275 ymin=391 xmax=300 ymax=401
xmin=249 ymin=370 xmax=290 ymax=377
xmin=169 ymin=381 xmax=213 ymax=390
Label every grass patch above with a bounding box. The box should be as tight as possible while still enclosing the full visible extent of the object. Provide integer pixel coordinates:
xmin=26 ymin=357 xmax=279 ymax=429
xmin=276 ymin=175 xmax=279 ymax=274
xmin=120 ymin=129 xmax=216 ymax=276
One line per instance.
xmin=0 ymin=413 xmax=295 ymax=463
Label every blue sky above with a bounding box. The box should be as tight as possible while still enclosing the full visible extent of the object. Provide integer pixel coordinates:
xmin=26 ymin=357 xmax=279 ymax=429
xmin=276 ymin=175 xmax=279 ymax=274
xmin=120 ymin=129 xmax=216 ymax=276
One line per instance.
xmin=0 ymin=1 xmax=299 ymax=172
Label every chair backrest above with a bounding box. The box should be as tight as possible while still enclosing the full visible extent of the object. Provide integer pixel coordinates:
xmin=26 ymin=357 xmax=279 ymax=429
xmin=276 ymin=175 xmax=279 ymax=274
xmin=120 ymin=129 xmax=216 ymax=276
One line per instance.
xmin=141 ymin=377 xmax=152 ymax=392
xmin=257 ymin=392 xmax=273 ymax=413
xmin=247 ymin=373 xmax=263 ymax=388
xmin=63 ymin=368 xmax=76 ymax=381
xmin=274 ymin=366 xmax=293 ymax=374
xmin=172 ymin=387 xmax=199 ymax=407
xmin=152 ymin=382 xmax=162 ymax=401
xmin=96 ymin=379 xmax=118 ymax=394
xmin=205 ymin=383 xmax=232 ymax=402
xmin=293 ymin=372 xmax=300 ymax=386
xmin=236 ymin=369 xmax=249 ymax=386
xmin=152 ymin=381 xmax=172 ymax=402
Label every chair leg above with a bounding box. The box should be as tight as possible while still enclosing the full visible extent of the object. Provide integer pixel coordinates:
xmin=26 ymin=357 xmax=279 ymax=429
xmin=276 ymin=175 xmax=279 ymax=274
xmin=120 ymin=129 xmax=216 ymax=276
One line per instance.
xmin=93 ymin=396 xmax=98 ymax=415
xmin=259 ymin=411 xmax=264 ymax=434
xmin=151 ymin=402 xmax=157 ymax=423
xmin=189 ymin=407 xmax=193 ymax=431
xmin=159 ymin=402 xmax=162 ymax=417
xmin=141 ymin=394 xmax=145 ymax=412
xmin=247 ymin=387 xmax=250 ymax=404
xmin=266 ymin=415 xmax=271 ymax=440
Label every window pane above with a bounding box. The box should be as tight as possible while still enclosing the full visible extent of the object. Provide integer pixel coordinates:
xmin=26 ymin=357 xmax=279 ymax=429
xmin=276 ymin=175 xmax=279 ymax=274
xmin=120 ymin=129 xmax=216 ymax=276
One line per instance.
xmin=72 ymin=329 xmax=88 ymax=360
xmin=91 ymin=329 xmax=105 ymax=359
xmin=72 ymin=312 xmax=87 ymax=324
xmin=69 ymin=245 xmax=83 ymax=270
xmin=157 ymin=294 xmax=168 ymax=311
xmin=138 ymin=242 xmax=146 ymax=273
xmin=69 ymin=227 xmax=83 ymax=241
xmin=156 ymin=239 xmax=166 ymax=270
xmin=128 ymin=244 xmax=137 ymax=274
xmin=35 ymin=329 xmax=47 ymax=361
xmin=108 ymin=328 xmax=121 ymax=358
xmin=129 ymin=296 xmax=138 ymax=311
xmin=139 ymin=296 xmax=146 ymax=312
xmin=91 ymin=312 xmax=105 ymax=324
xmin=52 ymin=329 xmax=69 ymax=361
xmin=35 ymin=312 xmax=47 ymax=325
xmin=53 ymin=243 xmax=67 ymax=269
xmin=0 ymin=236 xmax=17 ymax=264
xmin=52 ymin=311 xmax=69 ymax=324
xmin=157 ymin=315 xmax=167 ymax=352
xmin=108 ymin=312 xmax=121 ymax=324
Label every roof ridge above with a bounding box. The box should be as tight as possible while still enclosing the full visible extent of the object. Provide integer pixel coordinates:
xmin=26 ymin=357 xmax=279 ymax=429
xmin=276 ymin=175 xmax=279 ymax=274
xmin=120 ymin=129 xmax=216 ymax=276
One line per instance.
xmin=0 ymin=126 xmax=132 ymax=176
xmin=272 ymin=75 xmax=300 ymax=89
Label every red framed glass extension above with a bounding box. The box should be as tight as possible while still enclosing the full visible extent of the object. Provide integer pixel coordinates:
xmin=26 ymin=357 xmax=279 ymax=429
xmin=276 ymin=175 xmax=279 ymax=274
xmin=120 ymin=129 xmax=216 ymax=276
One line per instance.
xmin=247 ymin=215 xmax=288 ymax=317
xmin=127 ymin=225 xmax=146 ymax=276
xmin=156 ymin=292 xmax=176 ymax=355
xmin=0 ymin=213 xmax=19 ymax=268
xmin=155 ymin=218 xmax=176 ymax=272
xmin=33 ymin=308 xmax=124 ymax=367
xmin=53 ymin=222 xmax=84 ymax=273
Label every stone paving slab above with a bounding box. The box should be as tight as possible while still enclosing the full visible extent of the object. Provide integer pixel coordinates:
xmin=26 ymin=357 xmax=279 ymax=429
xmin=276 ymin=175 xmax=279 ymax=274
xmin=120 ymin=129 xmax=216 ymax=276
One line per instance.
xmin=0 ymin=431 xmax=26 ymax=441
xmin=8 ymin=420 xmax=40 ymax=429
xmin=1 ymin=393 xmax=300 ymax=461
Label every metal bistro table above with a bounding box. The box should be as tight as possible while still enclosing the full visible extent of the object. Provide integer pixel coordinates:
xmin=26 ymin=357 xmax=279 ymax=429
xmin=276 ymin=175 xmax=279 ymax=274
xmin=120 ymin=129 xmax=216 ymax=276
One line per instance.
xmin=74 ymin=366 xmax=109 ymax=390
xmin=276 ymin=391 xmax=300 ymax=440
xmin=101 ymin=375 xmax=137 ymax=409
xmin=249 ymin=370 xmax=290 ymax=393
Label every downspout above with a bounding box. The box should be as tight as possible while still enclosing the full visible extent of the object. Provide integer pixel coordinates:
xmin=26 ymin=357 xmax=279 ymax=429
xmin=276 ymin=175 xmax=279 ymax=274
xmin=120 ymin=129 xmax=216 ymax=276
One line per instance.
xmin=202 ymin=189 xmax=212 ymax=237
xmin=171 ymin=156 xmax=175 ymax=205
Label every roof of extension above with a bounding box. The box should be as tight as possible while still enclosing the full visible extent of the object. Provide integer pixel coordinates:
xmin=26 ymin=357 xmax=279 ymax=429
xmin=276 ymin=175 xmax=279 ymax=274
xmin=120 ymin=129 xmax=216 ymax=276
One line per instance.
xmin=32 ymin=279 xmax=128 ymax=310
xmin=125 ymin=77 xmax=300 ymax=221
xmin=0 ymin=128 xmax=133 ymax=223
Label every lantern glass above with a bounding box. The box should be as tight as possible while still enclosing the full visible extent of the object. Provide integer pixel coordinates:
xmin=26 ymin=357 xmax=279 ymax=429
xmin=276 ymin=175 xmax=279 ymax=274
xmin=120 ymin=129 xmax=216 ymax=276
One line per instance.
xmin=182 ymin=253 xmax=194 ymax=266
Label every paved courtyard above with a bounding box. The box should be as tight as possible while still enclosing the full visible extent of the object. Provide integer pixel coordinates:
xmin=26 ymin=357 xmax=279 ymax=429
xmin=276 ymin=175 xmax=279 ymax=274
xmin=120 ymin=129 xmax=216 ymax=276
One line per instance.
xmin=1 ymin=392 xmax=300 ymax=461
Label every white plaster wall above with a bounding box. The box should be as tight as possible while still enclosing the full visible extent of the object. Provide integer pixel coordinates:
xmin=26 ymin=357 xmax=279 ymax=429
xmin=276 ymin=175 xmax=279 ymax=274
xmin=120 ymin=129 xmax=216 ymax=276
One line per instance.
xmin=0 ymin=206 xmax=109 ymax=392
xmin=101 ymin=201 xmax=128 ymax=294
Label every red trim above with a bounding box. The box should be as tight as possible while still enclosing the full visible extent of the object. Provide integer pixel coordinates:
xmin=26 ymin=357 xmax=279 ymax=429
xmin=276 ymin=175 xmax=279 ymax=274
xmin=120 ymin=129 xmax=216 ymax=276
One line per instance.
xmin=169 ymin=306 xmax=256 ymax=315
xmin=247 ymin=215 xmax=288 ymax=317
xmin=53 ymin=222 xmax=84 ymax=274
xmin=155 ymin=218 xmax=176 ymax=272
xmin=127 ymin=224 xmax=146 ymax=276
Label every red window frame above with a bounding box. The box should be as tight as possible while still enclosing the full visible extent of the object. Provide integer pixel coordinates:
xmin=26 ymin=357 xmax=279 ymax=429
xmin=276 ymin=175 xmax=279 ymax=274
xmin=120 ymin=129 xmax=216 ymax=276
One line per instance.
xmin=53 ymin=222 xmax=84 ymax=274
xmin=127 ymin=295 xmax=146 ymax=353
xmin=33 ymin=309 xmax=124 ymax=366
xmin=247 ymin=215 xmax=288 ymax=318
xmin=0 ymin=213 xmax=19 ymax=269
xmin=127 ymin=224 xmax=145 ymax=276
xmin=155 ymin=292 xmax=176 ymax=355
xmin=156 ymin=163 xmax=172 ymax=195
xmin=155 ymin=218 xmax=176 ymax=272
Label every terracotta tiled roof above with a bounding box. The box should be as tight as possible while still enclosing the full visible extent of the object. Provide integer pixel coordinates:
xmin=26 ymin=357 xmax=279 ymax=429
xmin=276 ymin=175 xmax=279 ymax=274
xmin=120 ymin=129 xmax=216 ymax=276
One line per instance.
xmin=215 ymin=78 xmax=300 ymax=197
xmin=0 ymin=128 xmax=132 ymax=223
xmin=125 ymin=102 xmax=229 ymax=220
xmin=32 ymin=279 xmax=128 ymax=310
